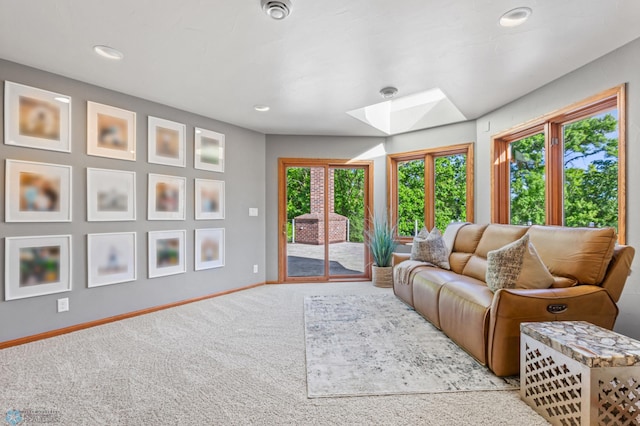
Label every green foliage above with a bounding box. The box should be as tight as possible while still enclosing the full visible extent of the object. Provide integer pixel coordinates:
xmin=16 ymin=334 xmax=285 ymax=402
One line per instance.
xmin=434 ymin=155 xmax=467 ymax=231
xmin=563 ymin=114 xmax=618 ymax=229
xmin=509 ymin=113 xmax=619 ymax=230
xmin=396 ymin=155 xmax=468 ymax=235
xmin=510 ymin=133 xmax=546 ymax=225
xmin=286 ymin=167 xmax=311 ymax=220
xmin=333 ymin=168 xmax=365 ymax=242
xmin=366 ymin=214 xmax=397 ymax=267
xmin=397 ymin=159 xmax=425 ymax=236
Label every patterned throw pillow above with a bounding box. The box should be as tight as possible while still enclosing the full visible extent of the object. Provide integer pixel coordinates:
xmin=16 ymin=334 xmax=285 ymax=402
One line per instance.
xmin=410 ymin=228 xmax=451 ymax=270
xmin=486 ymin=234 xmax=554 ymax=292
xmin=486 ymin=235 xmax=528 ymax=291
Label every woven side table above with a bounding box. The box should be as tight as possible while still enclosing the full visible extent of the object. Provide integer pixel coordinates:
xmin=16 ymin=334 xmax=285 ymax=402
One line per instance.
xmin=520 ymin=321 xmax=640 ymax=425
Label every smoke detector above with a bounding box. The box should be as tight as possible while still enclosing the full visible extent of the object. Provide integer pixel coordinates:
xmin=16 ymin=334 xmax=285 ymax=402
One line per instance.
xmin=261 ymin=0 xmax=292 ymax=20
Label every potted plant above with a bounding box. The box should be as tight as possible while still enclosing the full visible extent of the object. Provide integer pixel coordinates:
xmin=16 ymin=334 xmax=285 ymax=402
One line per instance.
xmin=366 ymin=213 xmax=398 ymax=287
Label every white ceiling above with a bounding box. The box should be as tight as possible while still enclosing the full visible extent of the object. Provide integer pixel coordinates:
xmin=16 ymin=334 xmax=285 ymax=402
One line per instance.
xmin=1 ymin=1 xmax=639 ymax=137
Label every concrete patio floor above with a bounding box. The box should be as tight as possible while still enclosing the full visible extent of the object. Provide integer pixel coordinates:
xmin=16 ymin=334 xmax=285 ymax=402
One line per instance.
xmin=286 ymin=242 xmax=367 ymax=277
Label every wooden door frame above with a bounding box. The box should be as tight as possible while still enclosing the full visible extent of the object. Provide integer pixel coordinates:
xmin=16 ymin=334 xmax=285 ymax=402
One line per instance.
xmin=277 ymin=158 xmax=374 ymax=283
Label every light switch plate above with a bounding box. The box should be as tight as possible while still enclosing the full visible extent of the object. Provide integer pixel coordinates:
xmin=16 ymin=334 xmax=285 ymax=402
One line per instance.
xmin=57 ymin=298 xmax=69 ymax=313
xmin=249 ymin=208 xmax=258 ymax=216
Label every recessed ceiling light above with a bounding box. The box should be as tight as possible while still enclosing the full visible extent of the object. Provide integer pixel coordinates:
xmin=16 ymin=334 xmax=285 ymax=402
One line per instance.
xmin=380 ymin=87 xmax=398 ymax=99
xmin=499 ymin=7 xmax=532 ymax=27
xmin=254 ymin=105 xmax=270 ymax=112
xmin=93 ymin=45 xmax=124 ymax=60
xmin=54 ymin=96 xmax=70 ymax=104
xmin=261 ymin=0 xmax=292 ymax=20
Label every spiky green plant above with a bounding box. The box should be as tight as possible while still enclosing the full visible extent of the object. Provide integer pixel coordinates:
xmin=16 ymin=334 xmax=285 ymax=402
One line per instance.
xmin=366 ymin=214 xmax=398 ymax=267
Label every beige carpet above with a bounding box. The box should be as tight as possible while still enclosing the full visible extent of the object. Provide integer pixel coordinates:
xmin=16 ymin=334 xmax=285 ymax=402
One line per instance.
xmin=0 ymin=282 xmax=549 ymax=425
xmin=305 ymin=294 xmax=518 ymax=397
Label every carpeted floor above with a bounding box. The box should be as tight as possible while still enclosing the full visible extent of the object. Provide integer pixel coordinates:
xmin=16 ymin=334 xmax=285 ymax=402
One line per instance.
xmin=0 ymin=282 xmax=549 ymax=425
xmin=304 ymin=294 xmax=518 ymax=397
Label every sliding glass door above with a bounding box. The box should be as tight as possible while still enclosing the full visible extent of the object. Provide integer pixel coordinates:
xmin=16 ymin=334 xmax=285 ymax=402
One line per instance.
xmin=278 ymin=159 xmax=373 ymax=282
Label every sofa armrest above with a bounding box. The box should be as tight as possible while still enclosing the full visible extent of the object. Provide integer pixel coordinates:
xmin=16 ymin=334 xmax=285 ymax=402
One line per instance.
xmin=487 ymin=285 xmax=618 ymax=376
xmin=392 ymin=252 xmax=411 ymax=266
xmin=600 ymin=245 xmax=635 ymax=303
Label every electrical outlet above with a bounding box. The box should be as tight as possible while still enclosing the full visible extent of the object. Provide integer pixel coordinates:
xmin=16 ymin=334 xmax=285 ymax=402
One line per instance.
xmin=57 ymin=298 xmax=69 ymax=313
xmin=253 ymin=264 xmax=259 ymax=273
xmin=249 ymin=208 xmax=259 ymax=217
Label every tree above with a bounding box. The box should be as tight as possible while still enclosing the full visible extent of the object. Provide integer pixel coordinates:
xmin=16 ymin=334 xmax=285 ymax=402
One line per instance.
xmin=434 ymin=154 xmax=467 ymax=231
xmin=397 ymin=159 xmax=425 ymax=236
xmin=509 ymin=113 xmax=618 ymax=231
xmin=333 ymin=168 xmax=365 ymax=242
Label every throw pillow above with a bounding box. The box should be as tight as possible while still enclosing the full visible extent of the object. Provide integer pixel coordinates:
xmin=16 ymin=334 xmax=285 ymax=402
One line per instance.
xmin=516 ymin=239 xmax=556 ymax=289
xmin=486 ymin=234 xmax=555 ymax=292
xmin=410 ymin=227 xmax=451 ymax=270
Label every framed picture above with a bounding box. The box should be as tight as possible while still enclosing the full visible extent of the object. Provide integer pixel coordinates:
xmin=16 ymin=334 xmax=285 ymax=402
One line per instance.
xmin=195 ymin=179 xmax=225 ymax=220
xmin=87 ymin=232 xmax=137 ymax=288
xmin=87 ymin=168 xmax=136 ymax=221
xmin=148 ymin=173 xmax=186 ymax=220
xmin=5 ymin=159 xmax=72 ymax=222
xmin=4 ymin=81 xmax=72 ymax=152
xmin=195 ymin=228 xmax=225 ymax=270
xmin=148 ymin=116 xmax=186 ymax=167
xmin=148 ymin=230 xmax=186 ymax=278
xmin=5 ymin=235 xmax=72 ymax=300
xmin=194 ymin=127 xmax=225 ymax=172
xmin=87 ymin=101 xmax=136 ymax=161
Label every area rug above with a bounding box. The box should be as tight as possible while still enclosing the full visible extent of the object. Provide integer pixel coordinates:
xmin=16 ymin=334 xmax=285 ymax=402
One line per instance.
xmin=304 ymin=294 xmax=519 ymax=398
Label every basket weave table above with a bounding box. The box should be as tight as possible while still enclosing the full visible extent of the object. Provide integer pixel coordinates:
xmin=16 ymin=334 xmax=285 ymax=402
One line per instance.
xmin=520 ymin=321 xmax=640 ymax=425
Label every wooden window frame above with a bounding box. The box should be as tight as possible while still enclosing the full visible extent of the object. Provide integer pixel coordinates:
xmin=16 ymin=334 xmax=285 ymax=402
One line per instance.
xmin=387 ymin=142 xmax=475 ymax=243
xmin=491 ymin=85 xmax=626 ymax=243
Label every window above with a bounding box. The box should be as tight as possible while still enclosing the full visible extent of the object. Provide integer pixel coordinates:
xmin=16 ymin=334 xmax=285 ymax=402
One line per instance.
xmin=388 ymin=143 xmax=474 ymax=241
xmin=492 ymin=85 xmax=626 ymax=243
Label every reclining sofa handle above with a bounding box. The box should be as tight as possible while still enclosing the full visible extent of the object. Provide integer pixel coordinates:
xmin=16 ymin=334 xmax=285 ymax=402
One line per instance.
xmin=547 ymin=304 xmax=568 ymax=314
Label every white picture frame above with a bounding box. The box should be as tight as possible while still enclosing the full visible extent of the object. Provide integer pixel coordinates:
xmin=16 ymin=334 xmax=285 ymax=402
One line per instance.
xmin=5 ymin=159 xmax=72 ymax=222
xmin=87 ymin=168 xmax=136 ymax=221
xmin=4 ymin=81 xmax=72 ymax=152
xmin=194 ymin=127 xmax=225 ymax=172
xmin=148 ymin=116 xmax=186 ymax=167
xmin=195 ymin=228 xmax=225 ymax=270
xmin=87 ymin=232 xmax=137 ymax=288
xmin=148 ymin=230 xmax=186 ymax=278
xmin=87 ymin=101 xmax=136 ymax=161
xmin=195 ymin=179 xmax=225 ymax=220
xmin=148 ymin=173 xmax=186 ymax=220
xmin=5 ymin=235 xmax=72 ymax=301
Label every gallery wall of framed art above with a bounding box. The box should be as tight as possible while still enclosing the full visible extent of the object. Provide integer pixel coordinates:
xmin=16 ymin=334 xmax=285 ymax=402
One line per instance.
xmin=0 ymin=58 xmax=267 ymax=345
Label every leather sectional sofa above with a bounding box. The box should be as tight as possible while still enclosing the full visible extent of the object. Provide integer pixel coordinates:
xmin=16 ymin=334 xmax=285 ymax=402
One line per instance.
xmin=392 ymin=223 xmax=635 ymax=377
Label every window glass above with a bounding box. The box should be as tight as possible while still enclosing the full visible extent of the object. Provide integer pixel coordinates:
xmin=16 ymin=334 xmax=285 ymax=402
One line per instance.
xmin=397 ymin=159 xmax=425 ymax=236
xmin=563 ymin=110 xmax=618 ymax=231
xmin=510 ymin=133 xmax=545 ymax=225
xmin=434 ymin=154 xmax=467 ymax=230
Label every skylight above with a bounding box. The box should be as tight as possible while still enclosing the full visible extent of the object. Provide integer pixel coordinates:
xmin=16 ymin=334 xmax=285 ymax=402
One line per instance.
xmin=347 ymin=88 xmax=466 ymax=135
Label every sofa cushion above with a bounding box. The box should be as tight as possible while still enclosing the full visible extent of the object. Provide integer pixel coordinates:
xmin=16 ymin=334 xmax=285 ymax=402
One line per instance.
xmin=526 ymin=225 xmax=616 ymax=285
xmin=486 ymin=234 xmax=555 ymax=291
xmin=410 ymin=228 xmax=450 ymax=270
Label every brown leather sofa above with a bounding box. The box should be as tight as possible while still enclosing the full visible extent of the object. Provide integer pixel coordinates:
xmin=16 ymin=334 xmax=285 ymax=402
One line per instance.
xmin=392 ymin=224 xmax=635 ymax=377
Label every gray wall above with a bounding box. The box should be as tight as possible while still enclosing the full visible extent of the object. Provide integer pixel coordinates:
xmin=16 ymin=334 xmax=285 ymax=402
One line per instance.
xmin=474 ymin=38 xmax=640 ymax=339
xmin=0 ymin=59 xmax=266 ymax=342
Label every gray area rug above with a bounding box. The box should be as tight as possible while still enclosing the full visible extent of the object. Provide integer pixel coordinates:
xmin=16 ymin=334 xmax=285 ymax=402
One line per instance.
xmin=304 ymin=294 xmax=519 ymax=398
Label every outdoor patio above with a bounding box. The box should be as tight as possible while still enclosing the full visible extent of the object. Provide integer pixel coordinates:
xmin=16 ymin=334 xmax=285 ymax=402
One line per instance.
xmin=286 ymin=242 xmax=366 ymax=277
